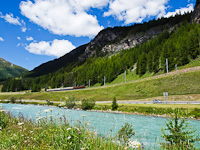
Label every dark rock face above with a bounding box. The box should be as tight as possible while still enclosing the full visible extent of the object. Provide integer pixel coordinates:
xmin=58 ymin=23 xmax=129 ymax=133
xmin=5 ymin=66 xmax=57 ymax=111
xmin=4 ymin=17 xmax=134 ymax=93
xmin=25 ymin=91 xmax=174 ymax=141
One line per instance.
xmin=191 ymin=1 xmax=200 ymax=23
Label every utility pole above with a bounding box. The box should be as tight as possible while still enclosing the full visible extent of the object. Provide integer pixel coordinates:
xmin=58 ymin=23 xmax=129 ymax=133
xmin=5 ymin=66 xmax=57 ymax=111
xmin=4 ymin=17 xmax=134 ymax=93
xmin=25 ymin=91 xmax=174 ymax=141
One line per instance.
xmin=166 ymin=58 xmax=169 ymax=75
xmin=163 ymin=92 xmax=165 ymax=104
xmin=125 ymin=70 xmax=126 ymax=83
xmin=175 ymin=64 xmax=177 ymax=73
xmin=104 ymin=76 xmax=106 ymax=86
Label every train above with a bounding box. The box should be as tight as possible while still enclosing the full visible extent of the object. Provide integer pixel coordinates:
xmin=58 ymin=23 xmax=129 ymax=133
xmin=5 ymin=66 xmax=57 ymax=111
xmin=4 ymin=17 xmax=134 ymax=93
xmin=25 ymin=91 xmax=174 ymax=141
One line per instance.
xmin=46 ymin=85 xmax=85 ymax=92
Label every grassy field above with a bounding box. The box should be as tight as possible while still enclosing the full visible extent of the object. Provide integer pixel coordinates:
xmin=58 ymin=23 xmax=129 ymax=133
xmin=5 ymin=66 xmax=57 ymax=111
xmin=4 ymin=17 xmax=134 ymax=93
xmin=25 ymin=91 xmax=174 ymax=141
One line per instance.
xmin=0 ymin=70 xmax=200 ymax=102
xmin=107 ymin=56 xmax=200 ymax=85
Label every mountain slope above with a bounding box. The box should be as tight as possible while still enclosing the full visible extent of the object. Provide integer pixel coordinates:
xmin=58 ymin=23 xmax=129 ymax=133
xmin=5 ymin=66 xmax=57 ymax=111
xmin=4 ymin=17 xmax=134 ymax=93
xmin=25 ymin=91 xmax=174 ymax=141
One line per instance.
xmin=0 ymin=58 xmax=28 ymax=81
xmin=27 ymin=12 xmax=191 ymax=77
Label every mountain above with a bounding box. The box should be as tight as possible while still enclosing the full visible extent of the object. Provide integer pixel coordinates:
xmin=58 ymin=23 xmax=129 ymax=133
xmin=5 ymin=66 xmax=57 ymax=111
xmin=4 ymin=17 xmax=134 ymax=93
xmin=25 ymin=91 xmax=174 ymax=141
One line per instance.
xmin=0 ymin=57 xmax=28 ymax=81
xmin=27 ymin=9 xmax=192 ymax=77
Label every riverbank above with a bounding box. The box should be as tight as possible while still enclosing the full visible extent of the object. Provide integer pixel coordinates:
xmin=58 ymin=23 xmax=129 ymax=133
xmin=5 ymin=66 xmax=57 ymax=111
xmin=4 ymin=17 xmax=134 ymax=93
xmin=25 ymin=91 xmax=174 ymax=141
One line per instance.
xmin=1 ymin=100 xmax=200 ymax=120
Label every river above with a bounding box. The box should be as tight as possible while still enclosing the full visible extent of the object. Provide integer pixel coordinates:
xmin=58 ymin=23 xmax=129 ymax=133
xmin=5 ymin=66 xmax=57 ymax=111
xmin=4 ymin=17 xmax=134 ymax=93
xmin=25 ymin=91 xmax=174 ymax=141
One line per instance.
xmin=1 ymin=103 xmax=200 ymax=148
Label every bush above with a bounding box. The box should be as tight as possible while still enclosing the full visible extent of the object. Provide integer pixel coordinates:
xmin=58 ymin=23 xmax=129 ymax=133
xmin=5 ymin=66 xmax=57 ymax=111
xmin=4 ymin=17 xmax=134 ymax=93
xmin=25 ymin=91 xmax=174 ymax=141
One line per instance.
xmin=117 ymin=122 xmax=135 ymax=145
xmin=10 ymin=97 xmax=16 ymax=103
xmin=111 ymin=97 xmax=118 ymax=110
xmin=81 ymin=99 xmax=96 ymax=110
xmin=65 ymin=96 xmax=76 ymax=109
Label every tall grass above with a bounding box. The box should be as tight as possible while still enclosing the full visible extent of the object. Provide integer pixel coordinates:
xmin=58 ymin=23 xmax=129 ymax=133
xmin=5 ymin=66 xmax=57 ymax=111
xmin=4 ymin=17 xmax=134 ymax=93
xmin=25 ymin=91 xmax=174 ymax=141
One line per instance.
xmin=0 ymin=107 xmax=137 ymax=150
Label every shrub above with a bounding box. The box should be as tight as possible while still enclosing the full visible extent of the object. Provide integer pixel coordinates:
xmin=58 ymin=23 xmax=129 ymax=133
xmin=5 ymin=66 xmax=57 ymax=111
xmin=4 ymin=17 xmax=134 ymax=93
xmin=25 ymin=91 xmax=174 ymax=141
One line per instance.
xmin=81 ymin=99 xmax=96 ymax=110
xmin=117 ymin=122 xmax=135 ymax=145
xmin=111 ymin=97 xmax=118 ymax=110
xmin=162 ymin=108 xmax=200 ymax=149
xmin=46 ymin=100 xmax=53 ymax=105
xmin=10 ymin=97 xmax=16 ymax=103
xmin=65 ymin=96 xmax=76 ymax=109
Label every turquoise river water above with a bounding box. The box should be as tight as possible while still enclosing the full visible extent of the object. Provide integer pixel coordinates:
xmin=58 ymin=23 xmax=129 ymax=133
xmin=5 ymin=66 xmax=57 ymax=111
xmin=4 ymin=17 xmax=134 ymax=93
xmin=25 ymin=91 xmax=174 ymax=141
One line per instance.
xmin=1 ymin=103 xmax=200 ymax=149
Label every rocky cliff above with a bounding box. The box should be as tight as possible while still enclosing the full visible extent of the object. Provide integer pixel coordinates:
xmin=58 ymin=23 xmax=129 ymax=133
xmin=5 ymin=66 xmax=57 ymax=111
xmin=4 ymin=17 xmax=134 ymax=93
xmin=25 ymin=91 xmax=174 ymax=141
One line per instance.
xmin=192 ymin=0 xmax=200 ymax=23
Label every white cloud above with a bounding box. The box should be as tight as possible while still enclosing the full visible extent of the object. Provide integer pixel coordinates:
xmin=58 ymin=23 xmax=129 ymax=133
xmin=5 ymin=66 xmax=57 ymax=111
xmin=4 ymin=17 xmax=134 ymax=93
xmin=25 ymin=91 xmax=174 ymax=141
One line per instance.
xmin=0 ymin=12 xmax=27 ymax=32
xmin=104 ymin=0 xmax=169 ymax=24
xmin=17 ymin=43 xmax=21 ymax=47
xmin=163 ymin=4 xmax=194 ymax=18
xmin=0 ymin=13 xmax=21 ymax=25
xmin=20 ymin=0 xmax=106 ymax=37
xmin=25 ymin=39 xmax=76 ymax=57
xmin=26 ymin=36 xmax=34 ymax=41
xmin=17 ymin=36 xmax=21 ymax=40
xmin=0 ymin=37 xmax=4 ymax=42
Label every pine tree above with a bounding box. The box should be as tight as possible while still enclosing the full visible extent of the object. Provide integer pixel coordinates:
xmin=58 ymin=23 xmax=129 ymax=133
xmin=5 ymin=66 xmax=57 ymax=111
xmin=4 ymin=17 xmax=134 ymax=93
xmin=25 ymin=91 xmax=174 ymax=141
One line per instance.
xmin=111 ymin=97 xmax=118 ymax=110
xmin=162 ymin=108 xmax=200 ymax=149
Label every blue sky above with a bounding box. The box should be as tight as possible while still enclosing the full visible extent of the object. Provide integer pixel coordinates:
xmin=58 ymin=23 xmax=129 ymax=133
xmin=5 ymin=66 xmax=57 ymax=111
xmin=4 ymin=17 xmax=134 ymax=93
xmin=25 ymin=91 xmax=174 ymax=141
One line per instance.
xmin=0 ymin=0 xmax=196 ymax=70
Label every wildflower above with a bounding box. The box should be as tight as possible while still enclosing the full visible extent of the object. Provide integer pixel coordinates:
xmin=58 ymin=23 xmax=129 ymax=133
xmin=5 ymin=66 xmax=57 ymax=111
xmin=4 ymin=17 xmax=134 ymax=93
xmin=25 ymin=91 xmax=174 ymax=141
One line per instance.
xmin=128 ymin=140 xmax=141 ymax=148
xmin=85 ymin=137 xmax=87 ymax=140
xmin=18 ymin=122 xmax=24 ymax=126
xmin=0 ymin=110 xmax=7 ymax=112
xmin=67 ymin=136 xmax=71 ymax=140
xmin=142 ymin=146 xmax=144 ymax=148
xmin=43 ymin=108 xmax=54 ymax=112
xmin=60 ymin=117 xmax=62 ymax=120
xmin=102 ymin=136 xmax=104 ymax=138
xmin=79 ymin=132 xmax=81 ymax=135
xmin=36 ymin=116 xmax=46 ymax=121
xmin=67 ymin=128 xmax=71 ymax=131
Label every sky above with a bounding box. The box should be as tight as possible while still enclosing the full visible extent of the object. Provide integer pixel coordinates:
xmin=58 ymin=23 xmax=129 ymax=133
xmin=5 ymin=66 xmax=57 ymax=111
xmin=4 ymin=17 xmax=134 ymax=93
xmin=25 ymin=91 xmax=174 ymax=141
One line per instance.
xmin=0 ymin=0 xmax=196 ymax=71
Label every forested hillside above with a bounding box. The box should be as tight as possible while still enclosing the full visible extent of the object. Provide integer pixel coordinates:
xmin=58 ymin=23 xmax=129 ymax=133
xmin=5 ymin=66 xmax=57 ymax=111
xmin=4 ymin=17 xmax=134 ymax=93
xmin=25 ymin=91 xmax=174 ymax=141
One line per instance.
xmin=0 ymin=58 xmax=28 ymax=82
xmin=2 ymin=21 xmax=200 ymax=92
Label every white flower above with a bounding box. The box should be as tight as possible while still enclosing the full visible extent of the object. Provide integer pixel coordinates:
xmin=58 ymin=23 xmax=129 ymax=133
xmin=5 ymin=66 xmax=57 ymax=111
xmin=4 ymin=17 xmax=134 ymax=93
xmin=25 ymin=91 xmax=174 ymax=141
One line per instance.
xmin=67 ymin=136 xmax=71 ymax=140
xmin=0 ymin=110 xmax=7 ymax=112
xmin=43 ymin=108 xmax=54 ymax=112
xmin=67 ymin=128 xmax=71 ymax=131
xmin=128 ymin=140 xmax=141 ymax=148
xmin=18 ymin=122 xmax=24 ymax=126
xmin=36 ymin=116 xmax=46 ymax=121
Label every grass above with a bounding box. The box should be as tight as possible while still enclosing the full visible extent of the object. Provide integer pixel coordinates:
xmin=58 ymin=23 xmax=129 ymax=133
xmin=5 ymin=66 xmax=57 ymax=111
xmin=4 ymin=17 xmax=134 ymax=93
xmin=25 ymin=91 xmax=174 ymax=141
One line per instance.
xmin=0 ymin=85 xmax=2 ymax=92
xmin=0 ymin=70 xmax=200 ymax=101
xmin=177 ymin=56 xmax=200 ymax=70
xmin=95 ymin=103 xmax=200 ymax=119
xmin=0 ymin=108 xmax=130 ymax=150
